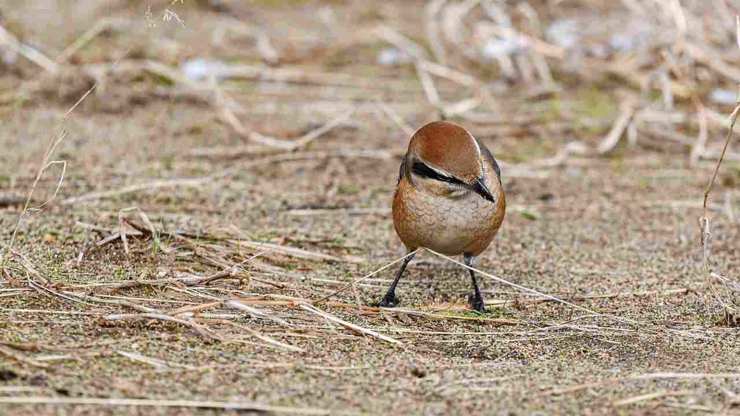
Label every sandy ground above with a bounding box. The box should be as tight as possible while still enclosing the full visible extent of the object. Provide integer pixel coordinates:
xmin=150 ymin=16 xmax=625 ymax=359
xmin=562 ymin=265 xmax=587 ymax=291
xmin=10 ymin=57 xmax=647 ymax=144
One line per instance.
xmin=1 ymin=1 xmax=739 ymax=415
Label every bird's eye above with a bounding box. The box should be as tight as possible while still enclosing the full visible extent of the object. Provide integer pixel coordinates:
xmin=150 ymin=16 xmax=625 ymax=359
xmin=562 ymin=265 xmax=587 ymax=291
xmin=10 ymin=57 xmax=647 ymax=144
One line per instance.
xmin=411 ymin=160 xmax=460 ymax=185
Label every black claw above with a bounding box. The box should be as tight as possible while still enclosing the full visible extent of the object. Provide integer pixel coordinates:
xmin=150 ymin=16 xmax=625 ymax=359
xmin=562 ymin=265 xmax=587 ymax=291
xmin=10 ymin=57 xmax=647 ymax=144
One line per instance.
xmin=378 ymin=294 xmax=399 ymax=308
xmin=468 ymin=293 xmax=485 ymax=313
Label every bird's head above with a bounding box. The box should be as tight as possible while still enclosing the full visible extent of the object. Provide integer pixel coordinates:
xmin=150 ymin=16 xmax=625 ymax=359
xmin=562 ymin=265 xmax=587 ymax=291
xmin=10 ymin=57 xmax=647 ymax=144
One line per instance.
xmin=405 ymin=121 xmax=496 ymax=203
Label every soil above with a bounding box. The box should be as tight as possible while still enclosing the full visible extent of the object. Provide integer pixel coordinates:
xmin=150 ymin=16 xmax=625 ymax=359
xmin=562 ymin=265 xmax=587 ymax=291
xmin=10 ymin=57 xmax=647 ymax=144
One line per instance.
xmin=1 ymin=1 xmax=739 ymax=415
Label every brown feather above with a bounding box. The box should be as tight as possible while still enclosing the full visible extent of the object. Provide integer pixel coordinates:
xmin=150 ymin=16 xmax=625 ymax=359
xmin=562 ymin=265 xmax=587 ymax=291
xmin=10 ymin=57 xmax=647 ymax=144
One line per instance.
xmin=393 ymin=121 xmax=505 ymax=256
xmin=408 ymin=121 xmax=481 ymax=182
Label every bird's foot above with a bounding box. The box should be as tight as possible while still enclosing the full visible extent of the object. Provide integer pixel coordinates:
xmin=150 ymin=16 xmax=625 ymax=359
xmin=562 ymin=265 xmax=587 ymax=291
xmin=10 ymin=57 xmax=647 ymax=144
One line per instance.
xmin=468 ymin=293 xmax=486 ymax=313
xmin=378 ymin=293 xmax=399 ymax=308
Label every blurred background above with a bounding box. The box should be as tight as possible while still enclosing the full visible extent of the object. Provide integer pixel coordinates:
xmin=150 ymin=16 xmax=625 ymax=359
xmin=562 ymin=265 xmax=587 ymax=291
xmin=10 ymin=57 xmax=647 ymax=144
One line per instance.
xmin=1 ymin=0 xmax=739 ymax=170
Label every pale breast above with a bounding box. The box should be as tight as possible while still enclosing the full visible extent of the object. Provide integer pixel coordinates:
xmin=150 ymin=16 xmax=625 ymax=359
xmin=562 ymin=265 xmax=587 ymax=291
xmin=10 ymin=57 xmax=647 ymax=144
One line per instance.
xmin=393 ymin=173 xmax=504 ymax=256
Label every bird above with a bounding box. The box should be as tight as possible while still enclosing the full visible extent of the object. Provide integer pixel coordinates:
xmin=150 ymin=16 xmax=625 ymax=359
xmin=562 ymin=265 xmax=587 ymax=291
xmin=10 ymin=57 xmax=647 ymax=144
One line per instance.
xmin=378 ymin=120 xmax=506 ymax=312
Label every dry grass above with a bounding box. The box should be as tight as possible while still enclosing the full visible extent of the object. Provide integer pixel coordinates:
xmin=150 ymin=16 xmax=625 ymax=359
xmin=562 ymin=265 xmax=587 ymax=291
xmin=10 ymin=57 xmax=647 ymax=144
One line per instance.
xmin=1 ymin=0 xmax=739 ymax=414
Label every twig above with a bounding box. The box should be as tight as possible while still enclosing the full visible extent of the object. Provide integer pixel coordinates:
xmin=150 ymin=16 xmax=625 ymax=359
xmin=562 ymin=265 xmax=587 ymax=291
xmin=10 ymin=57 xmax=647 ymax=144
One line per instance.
xmin=0 ymin=345 xmax=49 ymax=368
xmin=684 ymin=42 xmax=740 ymax=85
xmin=118 ymin=209 xmax=130 ymax=255
xmin=701 ymin=102 xmax=740 ymax=269
xmin=56 ymin=18 xmax=128 ymax=63
xmin=116 ymin=350 xmax=191 ymax=370
xmin=487 ymin=287 xmax=692 ymax=307
xmin=66 ymin=292 xmax=161 ymax=313
xmin=416 ymin=62 xmax=442 ymax=109
xmin=375 ymin=25 xmax=428 ymax=60
xmin=417 ymin=60 xmax=479 ymax=87
xmin=104 ymin=313 xmax=221 ymax=340
xmin=217 ymin=321 xmax=304 ymax=353
xmin=120 ymin=215 xmax=168 ymax=257
xmin=374 ymin=100 xmax=414 ymax=137
xmin=249 ymin=109 xmax=355 ymax=151
xmin=613 ymin=390 xmax=692 ymax=407
xmin=61 ymin=176 xmax=227 ymax=205
xmin=0 ymin=397 xmax=339 ymax=414
xmin=231 ymin=240 xmax=363 ymax=264
xmin=285 ymin=207 xmax=390 ymax=216
xmin=544 ymin=372 xmax=740 ymax=396
xmin=633 ymin=372 xmax=740 ymax=380
xmin=690 ymin=102 xmax=709 ymax=166
xmin=314 ymin=249 xmax=419 ymax=304
xmin=299 ymin=303 xmax=402 ymax=345
xmin=1 ymin=130 xmax=67 ymax=270
xmin=597 ymin=99 xmax=637 ymax=154
xmin=425 ymin=0 xmax=448 ymax=64
xmin=225 ymin=299 xmax=292 ymax=327
xmin=199 ymin=148 xmax=400 ymax=164
xmin=27 ymin=278 xmax=94 ymax=306
xmin=0 ymin=23 xmax=59 ymax=73
xmin=0 ymin=242 xmax=45 ymax=282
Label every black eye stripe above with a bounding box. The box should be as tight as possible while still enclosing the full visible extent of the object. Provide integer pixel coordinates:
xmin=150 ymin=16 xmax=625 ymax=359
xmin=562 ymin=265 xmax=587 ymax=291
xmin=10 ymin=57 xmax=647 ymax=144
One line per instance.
xmin=411 ymin=160 xmax=463 ymax=185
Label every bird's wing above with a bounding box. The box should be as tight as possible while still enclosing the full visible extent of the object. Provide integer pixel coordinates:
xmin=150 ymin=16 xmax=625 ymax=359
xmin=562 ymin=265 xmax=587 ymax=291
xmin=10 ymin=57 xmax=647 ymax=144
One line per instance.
xmin=397 ymin=158 xmax=406 ymax=184
xmin=475 ymin=137 xmax=501 ymax=181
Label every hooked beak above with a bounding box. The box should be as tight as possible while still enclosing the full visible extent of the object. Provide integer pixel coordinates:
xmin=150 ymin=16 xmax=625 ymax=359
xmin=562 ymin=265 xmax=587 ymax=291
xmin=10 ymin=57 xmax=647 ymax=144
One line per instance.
xmin=471 ymin=178 xmax=495 ymax=203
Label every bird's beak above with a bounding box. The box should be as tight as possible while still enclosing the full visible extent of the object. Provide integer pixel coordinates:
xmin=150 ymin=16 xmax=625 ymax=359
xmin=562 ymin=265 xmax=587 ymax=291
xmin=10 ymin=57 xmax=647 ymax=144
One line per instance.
xmin=471 ymin=178 xmax=495 ymax=203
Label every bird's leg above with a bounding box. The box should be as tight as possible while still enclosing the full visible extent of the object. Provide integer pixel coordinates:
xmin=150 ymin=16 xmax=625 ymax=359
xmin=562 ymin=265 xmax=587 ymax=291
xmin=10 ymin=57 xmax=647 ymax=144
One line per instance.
xmin=464 ymin=254 xmax=485 ymax=312
xmin=378 ymin=252 xmax=416 ymax=307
